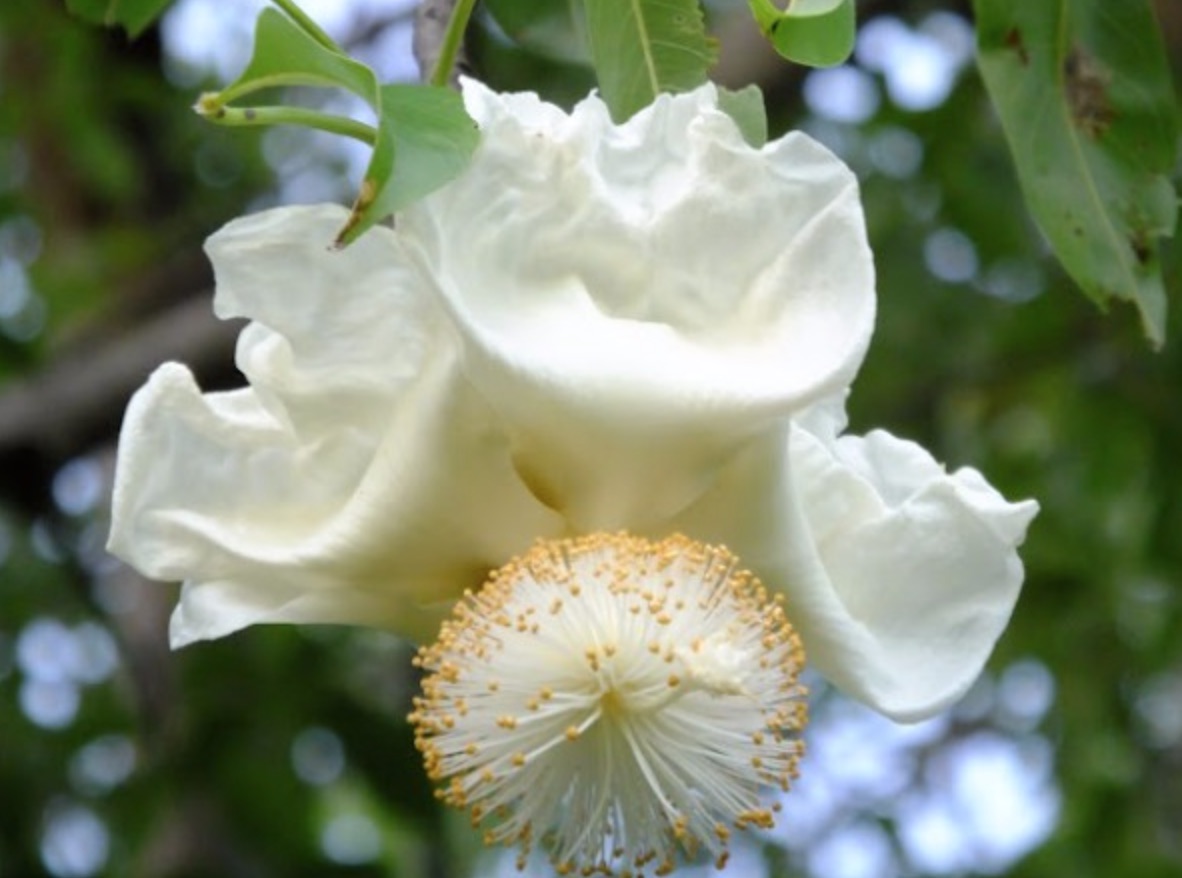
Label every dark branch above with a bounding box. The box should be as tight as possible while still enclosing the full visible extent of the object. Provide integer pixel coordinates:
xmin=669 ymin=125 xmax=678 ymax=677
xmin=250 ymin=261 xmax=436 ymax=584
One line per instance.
xmin=413 ymin=0 xmax=469 ymax=86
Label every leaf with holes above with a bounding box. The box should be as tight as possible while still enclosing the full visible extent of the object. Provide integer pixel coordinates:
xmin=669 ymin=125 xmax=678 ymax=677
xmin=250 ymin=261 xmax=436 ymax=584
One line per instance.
xmin=975 ymin=0 xmax=1178 ymax=346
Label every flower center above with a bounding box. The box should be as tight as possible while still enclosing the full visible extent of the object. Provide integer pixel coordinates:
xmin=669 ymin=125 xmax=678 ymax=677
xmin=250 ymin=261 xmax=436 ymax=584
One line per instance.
xmin=409 ymin=532 xmax=808 ymax=876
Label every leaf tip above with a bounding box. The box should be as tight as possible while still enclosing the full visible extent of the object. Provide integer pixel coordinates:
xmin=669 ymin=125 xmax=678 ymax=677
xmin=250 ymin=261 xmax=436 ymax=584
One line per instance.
xmin=335 ymin=178 xmax=380 ymax=248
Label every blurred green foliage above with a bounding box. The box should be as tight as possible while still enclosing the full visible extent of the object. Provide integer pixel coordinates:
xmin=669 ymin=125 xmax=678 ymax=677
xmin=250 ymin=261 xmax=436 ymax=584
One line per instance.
xmin=1 ymin=2 xmax=1180 ymax=878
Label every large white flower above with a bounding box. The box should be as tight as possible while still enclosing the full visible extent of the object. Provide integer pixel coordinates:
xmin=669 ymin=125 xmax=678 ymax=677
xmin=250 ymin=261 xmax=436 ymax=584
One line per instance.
xmin=108 ymin=81 xmax=1036 ymax=874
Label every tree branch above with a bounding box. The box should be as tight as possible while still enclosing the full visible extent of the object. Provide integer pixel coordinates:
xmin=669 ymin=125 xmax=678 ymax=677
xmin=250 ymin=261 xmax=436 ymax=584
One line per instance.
xmin=413 ymin=0 xmax=469 ymax=86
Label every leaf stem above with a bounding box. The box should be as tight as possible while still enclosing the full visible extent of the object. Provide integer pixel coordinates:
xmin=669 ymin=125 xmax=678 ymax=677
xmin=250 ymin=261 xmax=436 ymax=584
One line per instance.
xmin=210 ymin=73 xmax=334 ymax=109
xmin=429 ymin=0 xmax=479 ymax=87
xmin=271 ymin=0 xmax=343 ymax=54
xmin=195 ymin=103 xmax=377 ymax=145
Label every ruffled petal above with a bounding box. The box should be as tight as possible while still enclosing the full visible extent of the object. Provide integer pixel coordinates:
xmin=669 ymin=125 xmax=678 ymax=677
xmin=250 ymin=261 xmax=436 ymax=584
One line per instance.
xmin=206 ymin=203 xmax=433 ymax=438
xmin=788 ymin=415 xmax=1038 ymax=720
xmin=666 ymin=406 xmax=1037 ymax=722
xmin=108 ymin=206 xmax=561 ymax=647
xmin=397 ymin=81 xmax=875 ymax=531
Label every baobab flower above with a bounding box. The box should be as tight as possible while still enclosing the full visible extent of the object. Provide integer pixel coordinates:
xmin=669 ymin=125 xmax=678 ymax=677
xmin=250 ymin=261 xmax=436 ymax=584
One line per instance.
xmin=109 ymin=81 xmax=1037 ymax=875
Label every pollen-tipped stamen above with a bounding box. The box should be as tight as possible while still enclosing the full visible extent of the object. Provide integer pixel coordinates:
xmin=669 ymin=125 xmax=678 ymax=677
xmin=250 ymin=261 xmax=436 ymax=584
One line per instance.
xmin=409 ymin=532 xmax=808 ymax=876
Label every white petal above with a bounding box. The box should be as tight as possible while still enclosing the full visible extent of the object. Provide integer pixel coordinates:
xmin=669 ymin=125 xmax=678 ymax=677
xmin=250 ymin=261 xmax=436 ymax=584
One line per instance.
xmin=666 ymin=410 xmax=1036 ymax=721
xmin=398 ymin=82 xmax=875 ymax=531
xmin=108 ymin=206 xmax=561 ymax=647
xmin=789 ymin=416 xmax=1038 ymax=720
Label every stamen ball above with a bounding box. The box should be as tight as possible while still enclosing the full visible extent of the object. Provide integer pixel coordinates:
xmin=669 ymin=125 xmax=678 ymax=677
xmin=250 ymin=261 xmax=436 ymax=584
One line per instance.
xmin=410 ymin=532 xmax=808 ymax=875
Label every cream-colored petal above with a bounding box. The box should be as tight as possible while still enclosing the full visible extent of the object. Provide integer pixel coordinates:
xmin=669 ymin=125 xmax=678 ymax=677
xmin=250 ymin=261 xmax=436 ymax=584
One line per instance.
xmin=790 ymin=419 xmax=1037 ymax=720
xmin=206 ymin=204 xmax=428 ymax=436
xmin=397 ymin=82 xmax=875 ymax=531
xmin=108 ymin=206 xmax=561 ymax=647
xmin=666 ymin=415 xmax=1036 ymax=722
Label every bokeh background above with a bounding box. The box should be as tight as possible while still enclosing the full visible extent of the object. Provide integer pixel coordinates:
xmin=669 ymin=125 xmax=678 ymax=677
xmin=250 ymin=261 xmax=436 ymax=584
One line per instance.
xmin=1 ymin=1 xmax=1180 ymax=876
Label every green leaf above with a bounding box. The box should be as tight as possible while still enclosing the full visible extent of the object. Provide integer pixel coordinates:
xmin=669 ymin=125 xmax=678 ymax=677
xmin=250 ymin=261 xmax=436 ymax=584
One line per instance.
xmin=485 ymin=0 xmax=590 ymax=62
xmin=582 ymin=0 xmax=717 ymax=122
xmin=216 ymin=7 xmax=378 ymax=107
xmin=975 ymin=0 xmax=1179 ymax=347
xmin=201 ymin=9 xmax=478 ymax=246
xmin=717 ymin=85 xmax=768 ymax=147
xmin=336 ymin=85 xmax=479 ymax=246
xmin=65 ymin=0 xmax=174 ymax=36
xmin=748 ymin=0 xmax=855 ymax=68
